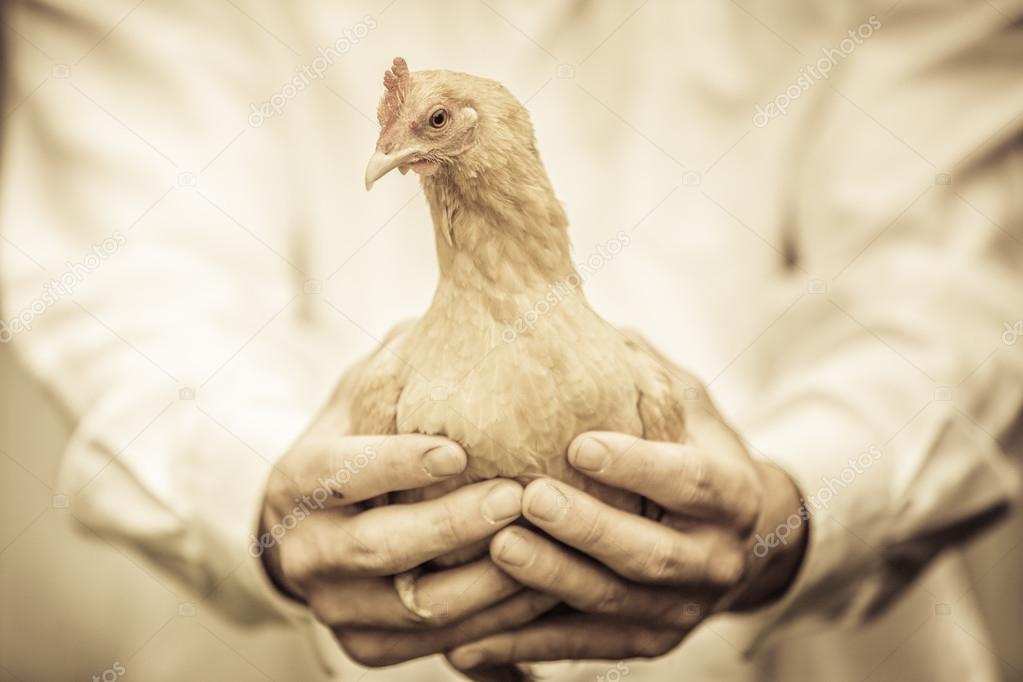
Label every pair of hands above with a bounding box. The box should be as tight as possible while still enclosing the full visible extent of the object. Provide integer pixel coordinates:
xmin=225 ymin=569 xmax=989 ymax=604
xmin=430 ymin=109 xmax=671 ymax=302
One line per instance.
xmin=259 ymin=384 xmax=808 ymax=672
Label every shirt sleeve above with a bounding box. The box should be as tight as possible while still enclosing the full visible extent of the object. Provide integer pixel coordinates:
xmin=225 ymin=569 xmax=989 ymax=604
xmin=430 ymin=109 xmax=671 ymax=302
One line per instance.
xmin=0 ymin=3 xmax=342 ymax=625
xmin=726 ymin=0 xmax=1023 ymax=651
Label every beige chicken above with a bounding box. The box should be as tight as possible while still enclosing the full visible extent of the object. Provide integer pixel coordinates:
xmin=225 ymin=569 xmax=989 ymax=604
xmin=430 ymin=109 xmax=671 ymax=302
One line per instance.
xmin=354 ymin=57 xmax=686 ymax=622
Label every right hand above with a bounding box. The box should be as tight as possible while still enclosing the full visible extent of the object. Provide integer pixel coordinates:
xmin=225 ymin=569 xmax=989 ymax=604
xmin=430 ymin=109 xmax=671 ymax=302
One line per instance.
xmin=258 ymin=423 xmax=555 ymax=667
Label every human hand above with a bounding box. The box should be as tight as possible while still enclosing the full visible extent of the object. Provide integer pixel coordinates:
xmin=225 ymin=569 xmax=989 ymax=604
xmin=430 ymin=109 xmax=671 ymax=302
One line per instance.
xmin=258 ymin=426 xmax=556 ymax=667
xmin=447 ymin=400 xmax=807 ymax=669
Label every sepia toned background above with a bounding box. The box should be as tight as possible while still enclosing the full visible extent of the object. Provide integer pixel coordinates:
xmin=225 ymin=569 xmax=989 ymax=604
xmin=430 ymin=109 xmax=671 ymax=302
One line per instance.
xmin=1 ymin=0 xmax=1022 ymax=680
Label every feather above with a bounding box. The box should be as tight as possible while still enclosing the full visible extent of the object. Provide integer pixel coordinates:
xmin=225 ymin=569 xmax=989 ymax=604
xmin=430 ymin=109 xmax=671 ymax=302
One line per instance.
xmin=352 ymin=59 xmax=692 ymax=680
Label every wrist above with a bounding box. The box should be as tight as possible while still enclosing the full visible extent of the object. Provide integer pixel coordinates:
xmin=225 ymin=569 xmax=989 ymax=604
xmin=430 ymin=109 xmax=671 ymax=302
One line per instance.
xmin=728 ymin=460 xmax=808 ymax=611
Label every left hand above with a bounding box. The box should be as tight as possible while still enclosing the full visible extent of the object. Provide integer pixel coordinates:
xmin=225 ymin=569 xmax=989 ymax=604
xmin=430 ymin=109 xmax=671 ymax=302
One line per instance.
xmin=446 ymin=398 xmax=808 ymax=670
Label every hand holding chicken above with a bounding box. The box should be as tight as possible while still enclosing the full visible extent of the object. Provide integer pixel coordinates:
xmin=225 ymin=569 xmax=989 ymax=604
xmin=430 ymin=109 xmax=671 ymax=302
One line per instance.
xmin=261 ymin=57 xmax=807 ymax=676
xmin=448 ymin=350 xmax=808 ymax=671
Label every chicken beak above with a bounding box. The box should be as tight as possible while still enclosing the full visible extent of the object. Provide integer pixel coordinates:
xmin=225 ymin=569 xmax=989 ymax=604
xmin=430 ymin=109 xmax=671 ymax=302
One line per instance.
xmin=365 ymin=148 xmax=420 ymax=191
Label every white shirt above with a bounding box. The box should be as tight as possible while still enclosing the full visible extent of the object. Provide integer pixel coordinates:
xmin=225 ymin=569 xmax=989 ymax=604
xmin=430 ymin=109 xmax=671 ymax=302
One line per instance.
xmin=2 ymin=1 xmax=1021 ymax=680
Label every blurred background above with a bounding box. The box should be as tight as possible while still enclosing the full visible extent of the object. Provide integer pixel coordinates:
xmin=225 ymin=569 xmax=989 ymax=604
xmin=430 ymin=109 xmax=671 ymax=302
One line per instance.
xmin=1 ymin=0 xmax=1022 ymax=680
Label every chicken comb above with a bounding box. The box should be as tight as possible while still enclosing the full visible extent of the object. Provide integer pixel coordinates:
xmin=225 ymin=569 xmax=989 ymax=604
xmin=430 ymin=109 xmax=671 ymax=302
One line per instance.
xmin=380 ymin=57 xmax=410 ymax=126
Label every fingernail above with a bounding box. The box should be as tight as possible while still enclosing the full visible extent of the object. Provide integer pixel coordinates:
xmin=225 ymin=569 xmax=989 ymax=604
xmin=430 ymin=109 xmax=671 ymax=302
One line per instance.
xmin=571 ymin=436 xmax=610 ymax=472
xmin=451 ymin=647 xmax=486 ymax=670
xmin=422 ymin=444 xmax=466 ymax=477
xmin=494 ymin=530 xmax=532 ymax=567
xmin=481 ymin=482 xmax=522 ymax=524
xmin=527 ymin=482 xmax=568 ymax=522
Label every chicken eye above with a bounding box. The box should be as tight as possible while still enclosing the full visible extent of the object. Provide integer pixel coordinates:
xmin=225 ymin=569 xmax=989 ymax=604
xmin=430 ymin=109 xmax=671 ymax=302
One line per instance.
xmin=429 ymin=108 xmax=448 ymax=129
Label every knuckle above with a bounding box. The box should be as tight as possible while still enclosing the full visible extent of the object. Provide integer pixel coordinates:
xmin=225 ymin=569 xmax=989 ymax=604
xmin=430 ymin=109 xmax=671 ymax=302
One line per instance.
xmin=336 ymin=633 xmax=391 ymax=668
xmin=630 ymin=630 xmax=678 ymax=659
xmin=265 ymin=467 xmax=296 ymax=508
xmin=590 ymin=578 xmax=629 ymax=615
xmin=579 ymin=508 xmax=608 ymax=548
xmin=431 ymin=498 xmax=466 ymax=548
xmin=678 ymin=454 xmax=713 ymax=507
xmin=346 ymin=533 xmax=393 ymax=574
xmin=636 ymin=536 xmax=682 ymax=583
xmin=732 ymin=474 xmax=763 ymax=535
xmin=279 ymin=540 xmax=322 ymax=589
xmin=707 ymin=542 xmax=748 ymax=587
xmin=658 ymin=599 xmax=704 ymax=628
xmin=541 ymin=553 xmax=566 ymax=585
xmin=526 ymin=548 xmax=568 ymax=596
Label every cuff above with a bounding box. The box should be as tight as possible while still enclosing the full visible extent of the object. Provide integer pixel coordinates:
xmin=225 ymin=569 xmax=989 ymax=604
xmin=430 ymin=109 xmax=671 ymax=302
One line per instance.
xmin=722 ymin=400 xmax=1019 ymax=656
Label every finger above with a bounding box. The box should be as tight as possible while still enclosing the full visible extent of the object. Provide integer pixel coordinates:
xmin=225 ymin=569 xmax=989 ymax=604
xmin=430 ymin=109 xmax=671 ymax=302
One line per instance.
xmin=333 ymin=479 xmax=523 ymax=575
xmin=307 ymin=558 xmax=523 ymax=629
xmin=447 ymin=613 xmax=681 ymax=669
xmin=272 ymin=433 xmax=467 ymax=509
xmin=568 ymin=432 xmax=759 ymax=528
xmin=490 ymin=527 xmax=710 ymax=628
xmin=522 ymin=479 xmax=746 ymax=588
xmin=294 ymin=434 xmax=467 ymax=507
xmin=335 ymin=591 xmax=560 ymax=668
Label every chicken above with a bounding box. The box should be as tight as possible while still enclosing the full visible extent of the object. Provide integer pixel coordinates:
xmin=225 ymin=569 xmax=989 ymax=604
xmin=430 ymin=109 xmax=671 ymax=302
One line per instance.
xmin=355 ymin=57 xmax=686 ymax=618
